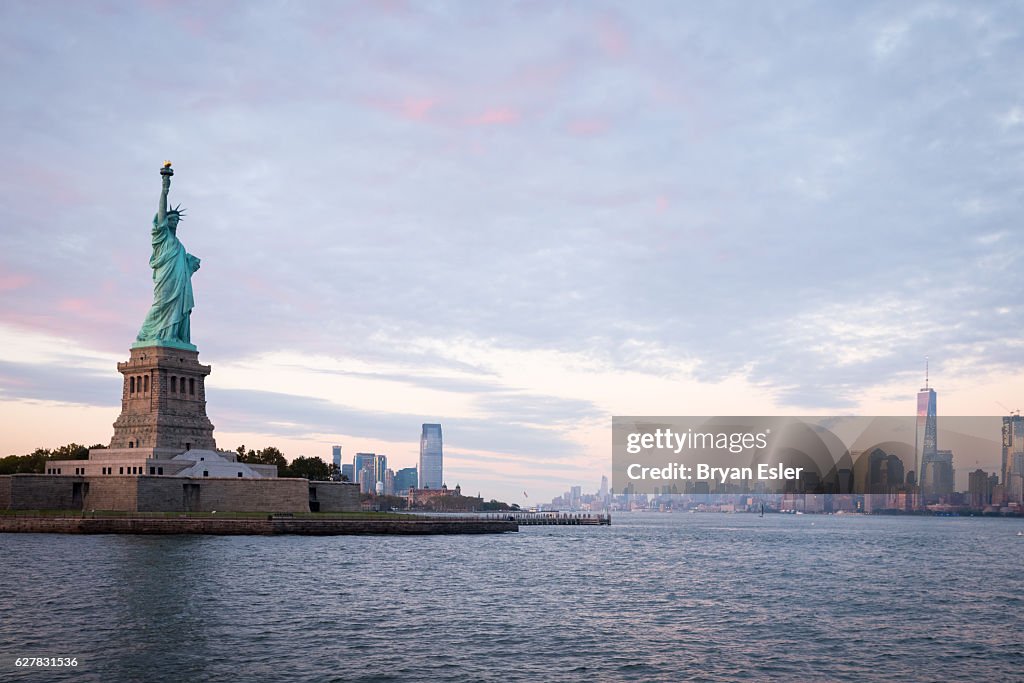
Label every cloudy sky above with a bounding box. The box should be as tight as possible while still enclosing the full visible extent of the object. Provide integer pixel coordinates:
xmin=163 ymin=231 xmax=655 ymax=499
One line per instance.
xmin=1 ymin=1 xmax=1022 ymax=501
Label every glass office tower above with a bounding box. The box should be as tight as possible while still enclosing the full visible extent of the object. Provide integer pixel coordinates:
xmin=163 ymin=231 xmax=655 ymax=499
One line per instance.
xmin=394 ymin=467 xmax=418 ymax=494
xmin=419 ymin=424 xmax=443 ymax=489
xmin=1003 ymin=414 xmax=1024 ymax=503
xmin=915 ymin=386 xmax=937 ymax=490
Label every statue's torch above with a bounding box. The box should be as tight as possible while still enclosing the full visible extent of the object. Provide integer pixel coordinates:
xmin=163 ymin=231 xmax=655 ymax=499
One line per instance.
xmin=160 ymin=160 xmax=174 ymax=178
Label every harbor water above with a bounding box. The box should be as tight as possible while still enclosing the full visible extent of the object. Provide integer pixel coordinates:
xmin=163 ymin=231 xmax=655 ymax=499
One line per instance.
xmin=1 ymin=513 xmax=1022 ymax=682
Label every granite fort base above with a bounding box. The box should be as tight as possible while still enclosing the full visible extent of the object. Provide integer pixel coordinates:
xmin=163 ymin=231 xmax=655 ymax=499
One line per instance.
xmin=0 ymin=474 xmax=359 ymax=513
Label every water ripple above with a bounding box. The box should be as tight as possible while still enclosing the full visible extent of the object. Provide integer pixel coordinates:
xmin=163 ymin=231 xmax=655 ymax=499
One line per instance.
xmin=1 ymin=514 xmax=1023 ymax=681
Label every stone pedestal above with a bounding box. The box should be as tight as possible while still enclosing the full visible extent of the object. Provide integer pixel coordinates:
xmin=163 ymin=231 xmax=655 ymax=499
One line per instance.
xmin=107 ymin=345 xmax=217 ymax=455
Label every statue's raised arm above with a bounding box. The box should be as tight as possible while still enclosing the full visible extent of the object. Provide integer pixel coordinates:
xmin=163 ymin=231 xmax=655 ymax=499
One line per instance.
xmin=158 ymin=161 xmax=172 ymax=223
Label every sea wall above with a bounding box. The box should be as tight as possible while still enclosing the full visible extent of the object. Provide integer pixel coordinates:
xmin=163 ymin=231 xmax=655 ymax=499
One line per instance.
xmin=308 ymin=481 xmax=361 ymax=512
xmin=135 ymin=476 xmax=310 ymax=513
xmin=0 ymin=474 xmax=349 ymax=514
xmin=0 ymin=516 xmax=517 ymax=535
xmin=2 ymin=475 xmax=84 ymax=510
xmin=85 ymin=476 xmax=140 ymax=510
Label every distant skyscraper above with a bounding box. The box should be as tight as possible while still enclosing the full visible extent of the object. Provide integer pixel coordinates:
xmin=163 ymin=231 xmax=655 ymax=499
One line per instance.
xmin=331 ymin=445 xmax=343 ymax=481
xmin=394 ymin=467 xmax=417 ymax=494
xmin=1013 ymin=454 xmax=1024 ymax=505
xmin=915 ymin=361 xmax=937 ymax=488
xmin=353 ymin=452 xmax=374 ymax=477
xmin=868 ymin=449 xmax=905 ymax=493
xmin=359 ymin=467 xmax=374 ymax=494
xmin=933 ymin=450 xmax=955 ymax=498
xmin=921 ymin=449 xmax=954 ymax=500
xmin=351 ymin=452 xmax=388 ymax=493
xmin=341 ymin=463 xmax=354 ymax=483
xmin=419 ymin=424 xmax=443 ymax=489
xmin=353 ymin=452 xmax=376 ymax=493
xmin=968 ymin=469 xmax=995 ymax=509
xmin=1003 ymin=413 xmax=1019 ymax=499
xmin=836 ymin=468 xmax=854 ymax=494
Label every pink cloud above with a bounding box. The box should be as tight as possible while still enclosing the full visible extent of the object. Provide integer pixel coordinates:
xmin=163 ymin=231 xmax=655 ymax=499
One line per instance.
xmin=566 ymin=118 xmax=610 ymax=137
xmin=0 ymin=273 xmax=31 ymax=292
xmin=3 ymin=163 xmax=87 ymax=206
xmin=656 ymin=195 xmax=669 ymax=214
xmin=0 ymin=305 xmax=135 ymax=354
xmin=466 ymin=108 xmax=521 ymax=126
xmin=400 ymin=97 xmax=438 ymax=121
xmin=597 ymin=15 xmax=630 ymax=58
xmin=362 ymin=95 xmax=441 ymax=123
xmin=56 ymin=298 xmax=122 ymax=324
xmin=181 ymin=15 xmax=209 ymax=37
xmin=58 ymin=299 xmax=90 ymax=314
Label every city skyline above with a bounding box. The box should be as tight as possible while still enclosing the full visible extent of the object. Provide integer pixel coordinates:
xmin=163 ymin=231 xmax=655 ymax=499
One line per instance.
xmin=1 ymin=2 xmax=1023 ymax=502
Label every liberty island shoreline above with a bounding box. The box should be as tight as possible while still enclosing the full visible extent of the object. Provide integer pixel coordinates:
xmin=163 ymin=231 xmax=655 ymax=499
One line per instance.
xmin=0 ymin=512 xmax=517 ymax=535
xmin=0 ymin=509 xmax=614 ymax=535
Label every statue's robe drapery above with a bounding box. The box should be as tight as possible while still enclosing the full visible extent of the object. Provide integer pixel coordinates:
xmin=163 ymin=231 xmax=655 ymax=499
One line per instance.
xmin=136 ymin=214 xmax=200 ymax=345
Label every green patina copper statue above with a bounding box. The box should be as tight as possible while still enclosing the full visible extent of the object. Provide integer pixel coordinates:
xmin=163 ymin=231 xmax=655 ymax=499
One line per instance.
xmin=133 ymin=162 xmax=201 ymax=351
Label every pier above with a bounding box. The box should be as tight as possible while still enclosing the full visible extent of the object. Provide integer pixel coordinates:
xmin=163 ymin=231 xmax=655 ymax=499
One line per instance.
xmin=417 ymin=511 xmax=611 ymax=526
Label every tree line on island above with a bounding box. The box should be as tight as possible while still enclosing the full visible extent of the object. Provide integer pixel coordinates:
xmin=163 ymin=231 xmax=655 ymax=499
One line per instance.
xmin=233 ymin=445 xmax=334 ymax=480
xmin=0 ymin=443 xmax=333 ymax=480
xmin=0 ymin=443 xmax=102 ymax=474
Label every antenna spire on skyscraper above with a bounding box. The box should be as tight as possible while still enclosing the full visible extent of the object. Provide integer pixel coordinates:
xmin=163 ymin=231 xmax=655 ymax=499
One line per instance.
xmin=925 ymin=356 xmax=929 ymax=389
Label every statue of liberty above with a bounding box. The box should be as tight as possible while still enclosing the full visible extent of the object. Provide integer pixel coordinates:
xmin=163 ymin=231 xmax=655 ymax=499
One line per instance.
xmin=134 ymin=162 xmax=201 ymax=350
